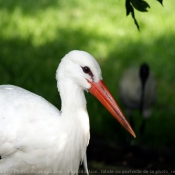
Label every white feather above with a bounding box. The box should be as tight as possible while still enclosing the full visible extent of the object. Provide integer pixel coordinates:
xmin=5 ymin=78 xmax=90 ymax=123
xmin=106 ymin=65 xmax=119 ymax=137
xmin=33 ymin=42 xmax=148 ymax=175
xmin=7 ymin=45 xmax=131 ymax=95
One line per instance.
xmin=0 ymin=50 xmax=102 ymax=175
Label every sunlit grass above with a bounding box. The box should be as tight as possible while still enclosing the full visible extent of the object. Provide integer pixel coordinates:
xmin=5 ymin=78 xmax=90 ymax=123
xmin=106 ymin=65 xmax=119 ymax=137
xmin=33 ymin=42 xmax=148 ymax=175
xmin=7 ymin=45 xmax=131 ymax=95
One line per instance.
xmin=0 ymin=0 xmax=175 ymax=146
xmin=1 ymin=0 xmax=174 ymax=53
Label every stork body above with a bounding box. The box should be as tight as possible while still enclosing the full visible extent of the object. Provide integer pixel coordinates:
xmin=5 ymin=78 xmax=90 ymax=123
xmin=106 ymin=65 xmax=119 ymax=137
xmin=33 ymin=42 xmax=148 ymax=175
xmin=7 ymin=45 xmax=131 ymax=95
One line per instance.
xmin=0 ymin=51 xmax=135 ymax=175
xmin=0 ymin=85 xmax=88 ymax=174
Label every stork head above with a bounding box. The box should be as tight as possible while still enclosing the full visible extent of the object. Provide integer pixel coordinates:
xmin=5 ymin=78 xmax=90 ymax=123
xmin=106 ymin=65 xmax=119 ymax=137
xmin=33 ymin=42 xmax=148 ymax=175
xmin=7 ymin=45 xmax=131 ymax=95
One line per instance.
xmin=57 ymin=50 xmax=136 ymax=138
xmin=57 ymin=50 xmax=102 ymax=90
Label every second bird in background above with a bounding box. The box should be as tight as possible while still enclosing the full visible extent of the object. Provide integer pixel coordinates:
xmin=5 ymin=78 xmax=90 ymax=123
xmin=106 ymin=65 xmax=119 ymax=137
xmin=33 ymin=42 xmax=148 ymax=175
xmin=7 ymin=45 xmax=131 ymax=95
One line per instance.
xmin=119 ymin=63 xmax=156 ymax=140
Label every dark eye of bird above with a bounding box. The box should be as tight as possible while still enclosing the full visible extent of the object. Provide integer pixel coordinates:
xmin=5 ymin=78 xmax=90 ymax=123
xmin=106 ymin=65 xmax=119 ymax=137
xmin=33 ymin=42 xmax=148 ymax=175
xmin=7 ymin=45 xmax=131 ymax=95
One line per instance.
xmin=81 ymin=66 xmax=94 ymax=79
xmin=82 ymin=66 xmax=90 ymax=74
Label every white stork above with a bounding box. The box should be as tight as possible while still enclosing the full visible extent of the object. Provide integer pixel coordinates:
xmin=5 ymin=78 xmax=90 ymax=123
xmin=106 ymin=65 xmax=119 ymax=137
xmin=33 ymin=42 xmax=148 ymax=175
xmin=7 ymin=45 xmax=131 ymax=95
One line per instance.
xmin=0 ymin=50 xmax=135 ymax=175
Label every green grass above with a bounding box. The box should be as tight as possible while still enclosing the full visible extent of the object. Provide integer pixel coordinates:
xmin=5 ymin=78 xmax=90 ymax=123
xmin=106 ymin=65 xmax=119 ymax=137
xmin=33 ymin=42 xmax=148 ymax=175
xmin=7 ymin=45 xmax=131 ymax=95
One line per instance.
xmin=0 ymin=0 xmax=175 ymax=147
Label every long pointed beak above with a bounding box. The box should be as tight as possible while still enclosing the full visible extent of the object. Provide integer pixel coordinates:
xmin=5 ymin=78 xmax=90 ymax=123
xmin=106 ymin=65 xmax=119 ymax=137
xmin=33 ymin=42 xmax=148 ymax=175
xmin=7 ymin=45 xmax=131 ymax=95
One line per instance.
xmin=88 ymin=79 xmax=136 ymax=138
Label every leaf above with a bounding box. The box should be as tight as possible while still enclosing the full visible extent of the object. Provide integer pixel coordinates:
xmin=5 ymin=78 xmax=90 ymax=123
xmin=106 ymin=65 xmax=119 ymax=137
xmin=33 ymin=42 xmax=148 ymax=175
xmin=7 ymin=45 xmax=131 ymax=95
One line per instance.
xmin=125 ymin=0 xmax=133 ymax=16
xmin=157 ymin=0 xmax=163 ymax=6
xmin=125 ymin=0 xmax=140 ymax=30
xmin=130 ymin=0 xmax=150 ymax=12
xmin=125 ymin=0 xmax=164 ymax=30
xmin=131 ymin=10 xmax=140 ymax=30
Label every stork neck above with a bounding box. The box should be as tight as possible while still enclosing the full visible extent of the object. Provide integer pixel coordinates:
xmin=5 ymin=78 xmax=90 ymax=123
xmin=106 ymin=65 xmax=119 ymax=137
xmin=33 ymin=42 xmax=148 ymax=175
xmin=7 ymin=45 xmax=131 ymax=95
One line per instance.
xmin=58 ymin=79 xmax=87 ymax=115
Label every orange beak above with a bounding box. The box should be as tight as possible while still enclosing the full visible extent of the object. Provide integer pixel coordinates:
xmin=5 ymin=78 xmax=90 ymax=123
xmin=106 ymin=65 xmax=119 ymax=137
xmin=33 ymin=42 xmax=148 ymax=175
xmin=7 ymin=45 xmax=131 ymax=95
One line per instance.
xmin=88 ymin=79 xmax=136 ymax=138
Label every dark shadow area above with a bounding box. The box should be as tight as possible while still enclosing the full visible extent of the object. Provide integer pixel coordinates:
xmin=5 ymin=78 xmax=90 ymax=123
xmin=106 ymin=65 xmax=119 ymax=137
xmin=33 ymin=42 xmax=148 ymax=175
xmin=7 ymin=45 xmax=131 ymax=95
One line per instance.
xmin=86 ymin=34 xmax=175 ymax=171
xmin=102 ymin=35 xmax=175 ymax=145
xmin=87 ymin=136 xmax=175 ymax=171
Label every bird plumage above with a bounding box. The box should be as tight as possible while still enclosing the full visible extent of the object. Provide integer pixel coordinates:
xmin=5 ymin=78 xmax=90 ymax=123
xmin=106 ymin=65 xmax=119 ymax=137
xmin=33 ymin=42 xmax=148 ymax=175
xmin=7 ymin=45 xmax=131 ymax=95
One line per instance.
xmin=0 ymin=51 xmax=96 ymax=175
xmin=0 ymin=50 xmax=135 ymax=175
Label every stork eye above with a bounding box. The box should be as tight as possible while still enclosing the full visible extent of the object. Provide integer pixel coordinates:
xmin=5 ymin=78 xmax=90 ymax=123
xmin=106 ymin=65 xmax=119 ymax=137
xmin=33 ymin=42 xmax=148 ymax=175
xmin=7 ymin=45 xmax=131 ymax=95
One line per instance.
xmin=81 ymin=66 xmax=94 ymax=78
xmin=82 ymin=66 xmax=90 ymax=74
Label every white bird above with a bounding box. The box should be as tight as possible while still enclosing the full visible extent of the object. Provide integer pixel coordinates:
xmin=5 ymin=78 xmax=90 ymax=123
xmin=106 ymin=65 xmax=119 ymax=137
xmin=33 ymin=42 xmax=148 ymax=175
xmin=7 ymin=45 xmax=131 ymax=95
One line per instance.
xmin=0 ymin=50 xmax=135 ymax=175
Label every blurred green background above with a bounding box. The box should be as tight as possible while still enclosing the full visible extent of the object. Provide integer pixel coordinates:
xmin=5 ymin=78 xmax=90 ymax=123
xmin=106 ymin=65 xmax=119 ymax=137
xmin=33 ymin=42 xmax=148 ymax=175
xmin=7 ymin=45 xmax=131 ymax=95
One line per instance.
xmin=0 ymin=0 xmax=175 ymax=172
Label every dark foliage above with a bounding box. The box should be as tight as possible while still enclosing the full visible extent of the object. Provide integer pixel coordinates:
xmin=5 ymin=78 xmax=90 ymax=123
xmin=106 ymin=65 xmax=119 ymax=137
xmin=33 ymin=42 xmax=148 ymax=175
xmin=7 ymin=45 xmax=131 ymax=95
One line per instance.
xmin=125 ymin=0 xmax=163 ymax=30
